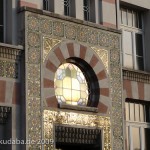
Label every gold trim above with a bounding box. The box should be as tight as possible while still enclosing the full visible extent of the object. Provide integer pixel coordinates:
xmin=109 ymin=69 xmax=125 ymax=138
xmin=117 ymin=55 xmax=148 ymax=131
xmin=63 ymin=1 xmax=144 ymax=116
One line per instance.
xmin=43 ymin=37 xmax=61 ymax=62
xmin=44 ymin=110 xmax=111 ymax=150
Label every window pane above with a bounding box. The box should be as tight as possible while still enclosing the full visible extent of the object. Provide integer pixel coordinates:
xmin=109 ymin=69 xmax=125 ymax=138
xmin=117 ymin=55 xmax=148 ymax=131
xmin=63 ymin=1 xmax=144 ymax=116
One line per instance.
xmin=83 ymin=0 xmax=90 ymax=21
xmin=64 ymin=0 xmax=70 ymax=16
xmin=145 ymin=128 xmax=150 ymax=150
xmin=123 ymin=31 xmax=133 ymax=54
xmin=0 ymin=26 xmax=3 ymax=42
xmin=136 ymin=34 xmax=143 ymax=56
xmin=0 ymin=0 xmax=3 ymax=25
xmin=145 ymin=105 xmax=150 ymax=122
xmin=135 ymin=103 xmax=140 ymax=121
xmin=130 ymin=103 xmax=135 ymax=121
xmin=138 ymin=13 xmax=142 ymax=29
xmin=133 ymin=11 xmax=138 ymax=28
xmin=135 ymin=56 xmax=144 ymax=71
xmin=125 ymin=103 xmax=129 ymax=121
xmin=124 ymin=54 xmax=133 ymax=69
xmin=121 ymin=9 xmax=127 ymax=25
xmin=126 ymin=127 xmax=129 ymax=150
xmin=132 ymin=127 xmax=141 ymax=150
xmin=128 ymin=10 xmax=132 ymax=26
xmin=140 ymin=104 xmax=145 ymax=122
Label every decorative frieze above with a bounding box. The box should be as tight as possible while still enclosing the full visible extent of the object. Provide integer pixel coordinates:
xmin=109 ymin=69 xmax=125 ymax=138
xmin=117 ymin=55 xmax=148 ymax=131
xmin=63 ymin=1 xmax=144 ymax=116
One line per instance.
xmin=123 ymin=68 xmax=150 ymax=83
xmin=0 ymin=44 xmax=22 ymax=60
xmin=44 ymin=110 xmax=111 ymax=150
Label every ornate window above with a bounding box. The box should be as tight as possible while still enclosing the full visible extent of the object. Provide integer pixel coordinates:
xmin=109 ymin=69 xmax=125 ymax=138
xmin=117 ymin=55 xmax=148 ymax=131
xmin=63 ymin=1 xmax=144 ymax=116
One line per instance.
xmin=54 ymin=63 xmax=89 ymax=106
xmin=121 ymin=8 xmax=144 ymax=71
xmin=125 ymin=99 xmax=150 ymax=150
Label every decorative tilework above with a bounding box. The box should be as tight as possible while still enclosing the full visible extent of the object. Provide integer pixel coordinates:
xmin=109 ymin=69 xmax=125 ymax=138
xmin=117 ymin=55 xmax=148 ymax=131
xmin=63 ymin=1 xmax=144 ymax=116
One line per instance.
xmin=0 ymin=60 xmax=18 ymax=79
xmin=77 ymin=27 xmax=88 ymax=42
xmin=28 ymin=64 xmax=40 ymax=81
xmin=28 ymin=81 xmax=40 ymax=97
xmin=0 ymin=60 xmax=5 ymax=77
xmin=92 ymin=47 xmax=109 ymax=73
xmin=28 ymin=48 xmax=40 ymax=64
xmin=28 ymin=32 xmax=40 ymax=47
xmin=53 ymin=21 xmax=64 ymax=37
xmin=26 ymin=12 xmax=42 ymax=149
xmin=40 ymin=19 xmax=52 ymax=34
xmin=65 ymin=24 xmax=77 ymax=40
xmin=43 ymin=38 xmax=61 ymax=62
xmin=26 ymin=12 xmax=122 ymax=150
xmin=28 ymin=15 xmax=39 ymax=31
xmin=44 ymin=110 xmax=111 ymax=150
xmin=88 ymin=30 xmax=98 ymax=45
xmin=99 ymin=32 xmax=110 ymax=47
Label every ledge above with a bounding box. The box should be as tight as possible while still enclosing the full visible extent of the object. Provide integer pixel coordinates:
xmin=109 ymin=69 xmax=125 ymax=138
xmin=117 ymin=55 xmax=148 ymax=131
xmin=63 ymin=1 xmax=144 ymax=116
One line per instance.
xmin=0 ymin=43 xmax=23 ymax=60
xmin=59 ymin=103 xmax=98 ymax=113
xmin=18 ymin=6 xmax=121 ymax=34
xmin=123 ymin=67 xmax=150 ymax=83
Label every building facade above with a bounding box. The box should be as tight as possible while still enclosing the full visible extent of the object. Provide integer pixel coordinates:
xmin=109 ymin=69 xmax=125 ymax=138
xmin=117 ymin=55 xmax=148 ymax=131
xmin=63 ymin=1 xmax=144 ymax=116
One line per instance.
xmin=0 ymin=0 xmax=150 ymax=150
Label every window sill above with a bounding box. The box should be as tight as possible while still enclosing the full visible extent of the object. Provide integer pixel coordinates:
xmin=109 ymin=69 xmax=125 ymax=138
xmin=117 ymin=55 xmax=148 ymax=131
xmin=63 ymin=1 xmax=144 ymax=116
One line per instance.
xmin=59 ymin=103 xmax=98 ymax=113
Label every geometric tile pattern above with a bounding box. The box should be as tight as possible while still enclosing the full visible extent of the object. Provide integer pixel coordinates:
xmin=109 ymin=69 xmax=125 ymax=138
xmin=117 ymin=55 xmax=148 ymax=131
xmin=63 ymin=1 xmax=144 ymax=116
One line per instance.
xmin=26 ymin=11 xmax=122 ymax=150
xmin=0 ymin=60 xmax=18 ymax=78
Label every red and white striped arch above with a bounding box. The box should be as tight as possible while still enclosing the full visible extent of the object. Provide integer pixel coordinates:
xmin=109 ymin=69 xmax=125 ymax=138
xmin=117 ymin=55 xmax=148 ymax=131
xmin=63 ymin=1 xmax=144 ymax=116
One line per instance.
xmin=43 ymin=41 xmax=111 ymax=114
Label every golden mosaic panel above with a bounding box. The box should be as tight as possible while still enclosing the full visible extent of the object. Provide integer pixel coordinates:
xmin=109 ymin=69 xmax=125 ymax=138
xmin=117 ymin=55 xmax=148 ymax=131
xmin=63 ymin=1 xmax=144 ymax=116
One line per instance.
xmin=43 ymin=110 xmax=111 ymax=150
xmin=43 ymin=37 xmax=61 ymax=62
xmin=92 ymin=47 xmax=109 ymax=73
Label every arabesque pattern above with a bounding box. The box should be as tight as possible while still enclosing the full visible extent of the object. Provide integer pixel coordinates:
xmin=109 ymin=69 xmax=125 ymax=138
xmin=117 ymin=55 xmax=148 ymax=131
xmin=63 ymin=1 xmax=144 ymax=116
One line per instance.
xmin=26 ymin=11 xmax=122 ymax=150
xmin=44 ymin=110 xmax=111 ymax=150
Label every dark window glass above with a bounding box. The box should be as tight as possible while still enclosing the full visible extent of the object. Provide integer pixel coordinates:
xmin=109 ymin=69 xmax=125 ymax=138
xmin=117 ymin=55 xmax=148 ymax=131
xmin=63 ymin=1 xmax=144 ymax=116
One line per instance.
xmin=64 ymin=0 xmax=70 ymax=16
xmin=145 ymin=128 xmax=150 ymax=150
xmin=0 ymin=0 xmax=3 ymax=25
xmin=0 ymin=0 xmax=3 ymax=42
xmin=136 ymin=56 xmax=144 ymax=71
xmin=0 ymin=26 xmax=3 ymax=42
xmin=145 ymin=105 xmax=150 ymax=122
xmin=43 ymin=0 xmax=48 ymax=10
xmin=83 ymin=0 xmax=90 ymax=21
xmin=136 ymin=34 xmax=143 ymax=56
xmin=138 ymin=13 xmax=142 ymax=29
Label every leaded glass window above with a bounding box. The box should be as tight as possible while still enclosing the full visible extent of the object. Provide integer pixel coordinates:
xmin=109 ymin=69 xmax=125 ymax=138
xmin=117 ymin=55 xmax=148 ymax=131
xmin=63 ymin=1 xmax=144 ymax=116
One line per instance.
xmin=54 ymin=63 xmax=89 ymax=106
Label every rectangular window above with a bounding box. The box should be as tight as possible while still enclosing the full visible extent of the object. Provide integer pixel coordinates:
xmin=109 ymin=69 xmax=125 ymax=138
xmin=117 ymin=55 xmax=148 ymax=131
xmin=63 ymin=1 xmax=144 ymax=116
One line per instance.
xmin=125 ymin=99 xmax=150 ymax=150
xmin=64 ymin=0 xmax=70 ymax=16
xmin=121 ymin=7 xmax=144 ymax=71
xmin=121 ymin=8 xmax=142 ymax=28
xmin=83 ymin=0 xmax=90 ymax=21
xmin=43 ymin=0 xmax=54 ymax=12
xmin=0 ymin=0 xmax=4 ymax=42
xmin=125 ymin=100 xmax=150 ymax=123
